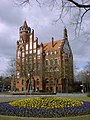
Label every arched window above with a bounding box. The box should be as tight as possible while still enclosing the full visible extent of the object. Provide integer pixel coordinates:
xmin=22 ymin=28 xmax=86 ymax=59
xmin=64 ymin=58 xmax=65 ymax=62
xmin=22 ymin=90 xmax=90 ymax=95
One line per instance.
xmin=45 ymin=79 xmax=49 ymax=84
xmin=55 ymin=67 xmax=59 ymax=71
xmin=37 ymin=79 xmax=39 ymax=85
xmin=50 ymin=59 xmax=53 ymax=65
xmin=50 ymin=67 xmax=53 ymax=72
xmin=45 ymin=59 xmax=48 ymax=65
xmin=22 ymin=79 xmax=24 ymax=85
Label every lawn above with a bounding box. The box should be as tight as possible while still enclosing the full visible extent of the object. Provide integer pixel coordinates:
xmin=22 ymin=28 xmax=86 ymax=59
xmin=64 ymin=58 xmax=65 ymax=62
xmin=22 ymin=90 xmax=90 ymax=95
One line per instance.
xmin=0 ymin=97 xmax=29 ymax=102
xmin=0 ymin=95 xmax=90 ymax=102
xmin=64 ymin=96 xmax=90 ymax=102
xmin=0 ymin=115 xmax=90 ymax=120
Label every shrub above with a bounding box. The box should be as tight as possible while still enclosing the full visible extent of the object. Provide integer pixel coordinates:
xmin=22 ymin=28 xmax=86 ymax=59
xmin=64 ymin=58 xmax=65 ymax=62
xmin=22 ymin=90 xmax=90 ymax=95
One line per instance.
xmin=87 ymin=92 xmax=90 ymax=97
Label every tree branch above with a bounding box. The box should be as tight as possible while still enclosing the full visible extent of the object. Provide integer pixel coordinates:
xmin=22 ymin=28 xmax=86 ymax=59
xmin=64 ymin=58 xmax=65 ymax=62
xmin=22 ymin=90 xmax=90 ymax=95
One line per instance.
xmin=67 ymin=0 xmax=90 ymax=8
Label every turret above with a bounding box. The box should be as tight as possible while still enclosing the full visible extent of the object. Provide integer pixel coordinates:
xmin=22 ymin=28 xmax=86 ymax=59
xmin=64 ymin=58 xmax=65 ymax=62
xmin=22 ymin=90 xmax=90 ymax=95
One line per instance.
xmin=19 ymin=21 xmax=31 ymax=42
xmin=19 ymin=20 xmax=31 ymax=34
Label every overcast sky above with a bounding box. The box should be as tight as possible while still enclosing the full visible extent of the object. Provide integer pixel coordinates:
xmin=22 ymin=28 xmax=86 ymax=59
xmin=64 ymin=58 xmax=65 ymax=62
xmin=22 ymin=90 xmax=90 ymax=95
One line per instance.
xmin=0 ymin=0 xmax=90 ymax=75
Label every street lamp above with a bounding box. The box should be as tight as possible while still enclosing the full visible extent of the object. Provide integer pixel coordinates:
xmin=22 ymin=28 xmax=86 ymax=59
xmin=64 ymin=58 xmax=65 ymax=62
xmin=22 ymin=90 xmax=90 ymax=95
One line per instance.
xmin=80 ymin=84 xmax=84 ymax=93
xmin=87 ymin=72 xmax=90 ymax=92
xmin=28 ymin=73 xmax=32 ymax=95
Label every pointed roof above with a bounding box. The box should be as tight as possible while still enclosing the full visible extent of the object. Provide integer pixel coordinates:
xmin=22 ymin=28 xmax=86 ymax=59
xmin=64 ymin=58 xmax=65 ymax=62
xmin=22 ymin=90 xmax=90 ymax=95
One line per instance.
xmin=43 ymin=39 xmax=64 ymax=53
xmin=64 ymin=27 xmax=68 ymax=39
xmin=64 ymin=26 xmax=67 ymax=31
xmin=23 ymin=20 xmax=28 ymax=28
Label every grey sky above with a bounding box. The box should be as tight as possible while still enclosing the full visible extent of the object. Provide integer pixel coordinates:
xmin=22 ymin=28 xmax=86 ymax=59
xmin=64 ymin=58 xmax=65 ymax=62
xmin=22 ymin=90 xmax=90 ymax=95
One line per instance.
xmin=0 ymin=0 xmax=90 ymax=75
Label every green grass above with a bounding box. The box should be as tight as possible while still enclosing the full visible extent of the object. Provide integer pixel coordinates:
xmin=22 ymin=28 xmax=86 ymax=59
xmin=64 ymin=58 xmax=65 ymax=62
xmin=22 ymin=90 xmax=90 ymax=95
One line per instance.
xmin=0 ymin=96 xmax=90 ymax=102
xmin=64 ymin=96 xmax=90 ymax=102
xmin=0 ymin=92 xmax=12 ymax=95
xmin=0 ymin=97 xmax=29 ymax=102
xmin=0 ymin=115 xmax=90 ymax=120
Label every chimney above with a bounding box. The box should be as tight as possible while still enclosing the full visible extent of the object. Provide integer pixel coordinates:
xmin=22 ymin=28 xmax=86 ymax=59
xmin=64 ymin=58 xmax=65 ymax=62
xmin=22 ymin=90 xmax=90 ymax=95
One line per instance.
xmin=52 ymin=37 xmax=54 ymax=47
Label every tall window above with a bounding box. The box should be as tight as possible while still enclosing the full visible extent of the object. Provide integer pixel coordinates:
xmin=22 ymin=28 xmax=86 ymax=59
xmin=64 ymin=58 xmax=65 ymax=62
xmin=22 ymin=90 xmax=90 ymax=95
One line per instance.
xmin=45 ymin=60 xmax=48 ymax=65
xmin=26 ymin=44 xmax=28 ymax=50
xmin=38 ymin=62 xmax=40 ymax=70
xmin=37 ymin=50 xmax=40 ymax=55
xmin=50 ymin=79 xmax=53 ymax=84
xmin=22 ymin=52 xmax=24 ymax=57
xmin=50 ymin=67 xmax=53 ymax=72
xmin=50 ymin=59 xmax=53 ymax=65
xmin=37 ymin=79 xmax=39 ymax=85
xmin=55 ymin=59 xmax=58 ymax=64
xmin=22 ymin=79 xmax=24 ymax=85
xmin=22 ymin=87 xmax=24 ymax=91
xmin=22 ymin=72 xmax=24 ymax=77
xmin=46 ymin=79 xmax=49 ymax=84
xmin=34 ymin=63 xmax=36 ymax=71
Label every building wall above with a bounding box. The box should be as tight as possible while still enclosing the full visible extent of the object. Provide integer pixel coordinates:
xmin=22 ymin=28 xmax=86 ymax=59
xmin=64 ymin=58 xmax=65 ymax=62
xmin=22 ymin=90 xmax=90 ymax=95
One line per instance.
xmin=15 ymin=21 xmax=74 ymax=93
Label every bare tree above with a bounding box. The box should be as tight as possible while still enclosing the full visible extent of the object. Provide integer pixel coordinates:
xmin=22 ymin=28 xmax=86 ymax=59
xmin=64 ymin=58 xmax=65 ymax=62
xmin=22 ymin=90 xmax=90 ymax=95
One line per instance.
xmin=76 ymin=62 xmax=90 ymax=92
xmin=6 ymin=58 xmax=16 ymax=77
xmin=15 ymin=0 xmax=90 ymax=35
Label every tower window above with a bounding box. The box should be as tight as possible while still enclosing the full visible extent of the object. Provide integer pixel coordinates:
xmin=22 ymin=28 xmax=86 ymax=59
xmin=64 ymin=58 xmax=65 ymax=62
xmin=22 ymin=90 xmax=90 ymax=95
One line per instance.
xmin=26 ymin=44 xmax=28 ymax=50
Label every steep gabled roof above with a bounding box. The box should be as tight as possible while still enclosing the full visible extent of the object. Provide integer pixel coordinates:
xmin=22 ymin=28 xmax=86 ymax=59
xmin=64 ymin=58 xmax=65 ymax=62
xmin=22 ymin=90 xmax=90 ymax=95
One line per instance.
xmin=43 ymin=39 xmax=64 ymax=53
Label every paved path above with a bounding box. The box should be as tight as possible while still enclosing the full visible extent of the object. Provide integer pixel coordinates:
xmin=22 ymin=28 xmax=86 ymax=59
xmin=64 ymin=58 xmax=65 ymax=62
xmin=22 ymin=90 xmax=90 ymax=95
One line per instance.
xmin=0 ymin=93 xmax=87 ymax=98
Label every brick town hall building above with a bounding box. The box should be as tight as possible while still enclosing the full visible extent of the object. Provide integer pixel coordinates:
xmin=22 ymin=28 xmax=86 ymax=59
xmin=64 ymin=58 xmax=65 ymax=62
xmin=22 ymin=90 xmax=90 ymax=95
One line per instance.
xmin=13 ymin=21 xmax=74 ymax=93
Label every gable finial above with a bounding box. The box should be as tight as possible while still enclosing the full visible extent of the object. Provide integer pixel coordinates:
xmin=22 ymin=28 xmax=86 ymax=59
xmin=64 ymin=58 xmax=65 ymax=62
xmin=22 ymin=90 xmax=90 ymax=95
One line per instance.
xmin=23 ymin=20 xmax=28 ymax=28
xmin=64 ymin=27 xmax=68 ymax=40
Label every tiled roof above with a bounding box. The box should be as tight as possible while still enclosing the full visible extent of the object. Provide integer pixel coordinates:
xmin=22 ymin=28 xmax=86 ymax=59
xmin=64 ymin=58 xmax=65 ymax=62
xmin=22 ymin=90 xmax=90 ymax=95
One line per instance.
xmin=43 ymin=39 xmax=64 ymax=52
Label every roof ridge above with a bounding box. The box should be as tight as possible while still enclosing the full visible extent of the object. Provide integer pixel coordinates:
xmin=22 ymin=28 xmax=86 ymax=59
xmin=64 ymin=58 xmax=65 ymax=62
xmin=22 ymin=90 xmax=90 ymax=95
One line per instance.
xmin=43 ymin=39 xmax=64 ymax=45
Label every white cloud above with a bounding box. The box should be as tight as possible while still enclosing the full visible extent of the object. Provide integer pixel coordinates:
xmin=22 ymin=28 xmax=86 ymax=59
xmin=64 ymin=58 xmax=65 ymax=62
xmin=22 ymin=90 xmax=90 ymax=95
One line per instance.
xmin=0 ymin=56 xmax=10 ymax=75
xmin=0 ymin=0 xmax=90 ymax=75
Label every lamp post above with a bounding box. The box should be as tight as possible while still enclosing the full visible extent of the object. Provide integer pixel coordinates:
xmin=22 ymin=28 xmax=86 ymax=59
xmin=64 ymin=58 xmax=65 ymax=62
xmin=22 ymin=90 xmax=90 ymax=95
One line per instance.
xmin=28 ymin=73 xmax=32 ymax=95
xmin=87 ymin=72 xmax=90 ymax=92
xmin=80 ymin=84 xmax=84 ymax=93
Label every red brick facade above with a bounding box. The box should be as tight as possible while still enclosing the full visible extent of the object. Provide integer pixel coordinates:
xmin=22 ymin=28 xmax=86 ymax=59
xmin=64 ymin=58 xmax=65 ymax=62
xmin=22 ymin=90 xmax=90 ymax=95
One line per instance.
xmin=14 ymin=21 xmax=74 ymax=93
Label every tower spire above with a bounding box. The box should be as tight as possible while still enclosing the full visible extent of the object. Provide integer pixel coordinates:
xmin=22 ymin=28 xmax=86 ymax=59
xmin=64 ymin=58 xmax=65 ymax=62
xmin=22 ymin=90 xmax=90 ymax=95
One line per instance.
xmin=23 ymin=20 xmax=28 ymax=28
xmin=64 ymin=27 xmax=68 ymax=40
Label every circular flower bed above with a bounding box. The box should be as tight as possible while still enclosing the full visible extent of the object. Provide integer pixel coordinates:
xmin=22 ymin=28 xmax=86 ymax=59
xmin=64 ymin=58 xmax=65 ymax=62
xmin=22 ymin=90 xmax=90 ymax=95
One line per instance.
xmin=9 ymin=97 xmax=84 ymax=109
xmin=0 ymin=97 xmax=90 ymax=117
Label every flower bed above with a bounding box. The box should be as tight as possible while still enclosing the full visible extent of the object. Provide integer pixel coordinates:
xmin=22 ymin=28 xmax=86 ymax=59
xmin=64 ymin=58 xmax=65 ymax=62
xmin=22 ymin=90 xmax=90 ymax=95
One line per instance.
xmin=0 ymin=97 xmax=90 ymax=117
